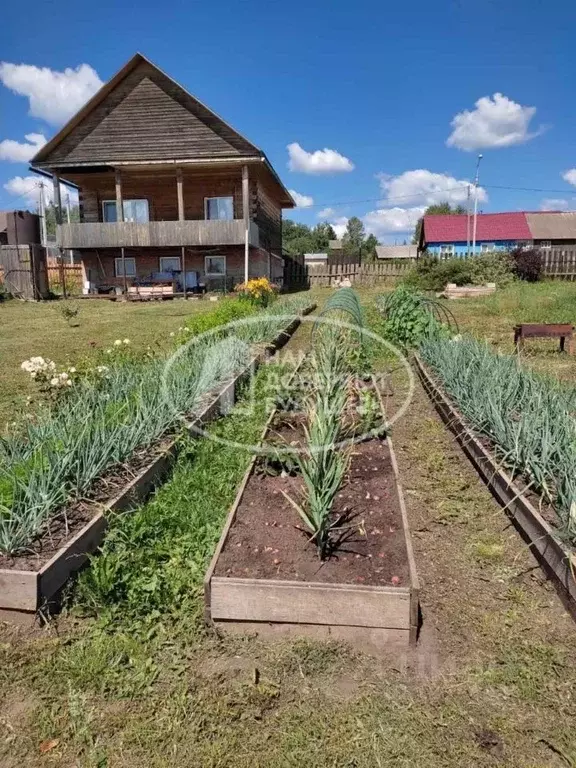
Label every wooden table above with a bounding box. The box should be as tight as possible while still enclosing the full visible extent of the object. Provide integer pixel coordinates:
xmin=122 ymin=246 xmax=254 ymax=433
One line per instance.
xmin=514 ymin=323 xmax=574 ymax=353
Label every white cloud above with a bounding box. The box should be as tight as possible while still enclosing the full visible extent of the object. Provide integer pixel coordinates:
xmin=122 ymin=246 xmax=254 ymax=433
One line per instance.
xmin=447 ymin=93 xmax=542 ymax=151
xmin=540 ymin=198 xmax=570 ymax=211
xmin=363 ymin=206 xmax=426 ymax=237
xmin=330 ymin=216 xmax=349 ymax=239
xmin=287 ymin=142 xmax=354 ymax=174
xmin=317 ymin=207 xmax=335 ymax=219
xmin=288 ymin=189 xmax=314 ymax=208
xmin=0 ymin=132 xmax=46 ymax=162
xmin=4 ymin=175 xmax=78 ymax=209
xmin=0 ymin=62 xmax=103 ymax=125
xmin=379 ymin=169 xmax=487 ymax=207
xmin=562 ymin=169 xmax=576 ymax=187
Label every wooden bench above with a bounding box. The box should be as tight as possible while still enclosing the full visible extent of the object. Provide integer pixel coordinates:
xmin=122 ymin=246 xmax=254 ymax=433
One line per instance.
xmin=514 ymin=323 xmax=574 ymax=353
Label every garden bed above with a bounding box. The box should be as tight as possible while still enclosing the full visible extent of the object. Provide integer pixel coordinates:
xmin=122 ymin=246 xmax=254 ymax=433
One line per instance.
xmin=0 ymin=306 xmax=315 ymax=621
xmin=414 ymin=354 xmax=576 ymax=619
xmin=204 ymin=382 xmax=419 ymax=655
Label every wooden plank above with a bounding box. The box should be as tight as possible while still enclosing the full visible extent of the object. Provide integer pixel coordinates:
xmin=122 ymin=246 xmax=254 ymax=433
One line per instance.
xmin=210 ymin=578 xmax=411 ymax=628
xmin=176 ymin=168 xmax=184 ymax=221
xmin=415 ymin=355 xmax=576 ymax=619
xmin=214 ymin=620 xmax=410 ymax=654
xmin=0 ymin=569 xmax=38 ymax=612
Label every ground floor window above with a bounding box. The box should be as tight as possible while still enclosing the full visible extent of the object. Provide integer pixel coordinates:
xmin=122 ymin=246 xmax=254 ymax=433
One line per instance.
xmin=159 ymin=256 xmax=181 ymax=273
xmin=480 ymin=243 xmax=496 ymax=253
xmin=115 ymin=256 xmax=136 ymax=277
xmin=439 ymin=244 xmax=454 ymax=257
xmin=205 ymin=255 xmax=226 ymax=275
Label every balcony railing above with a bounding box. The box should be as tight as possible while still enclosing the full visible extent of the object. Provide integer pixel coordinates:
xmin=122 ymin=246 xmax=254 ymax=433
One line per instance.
xmin=57 ymin=220 xmax=260 ymax=249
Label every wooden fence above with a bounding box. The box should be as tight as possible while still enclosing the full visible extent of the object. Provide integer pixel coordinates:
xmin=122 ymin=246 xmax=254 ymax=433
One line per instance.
xmin=46 ymin=260 xmax=83 ymax=295
xmin=307 ymin=260 xmax=415 ymax=287
xmin=541 ymin=249 xmax=576 ymax=280
xmin=0 ymin=245 xmax=49 ymax=299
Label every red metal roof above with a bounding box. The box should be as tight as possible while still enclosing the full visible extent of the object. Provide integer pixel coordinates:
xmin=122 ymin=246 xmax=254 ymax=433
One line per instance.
xmin=423 ymin=212 xmax=532 ymax=243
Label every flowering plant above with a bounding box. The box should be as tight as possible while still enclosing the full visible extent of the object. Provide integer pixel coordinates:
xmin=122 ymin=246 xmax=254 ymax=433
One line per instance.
xmin=235 ymin=277 xmax=278 ymax=307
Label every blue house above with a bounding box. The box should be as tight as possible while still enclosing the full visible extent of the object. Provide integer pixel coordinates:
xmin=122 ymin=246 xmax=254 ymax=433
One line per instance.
xmin=419 ymin=212 xmax=533 ymax=257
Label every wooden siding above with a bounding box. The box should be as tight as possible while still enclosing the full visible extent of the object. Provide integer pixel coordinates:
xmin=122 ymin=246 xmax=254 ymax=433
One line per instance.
xmin=254 ymin=178 xmax=282 ymax=251
xmin=42 ymin=60 xmax=261 ymax=164
xmin=57 ymin=220 xmax=260 ymax=249
xmin=67 ymin=170 xmax=245 ymax=224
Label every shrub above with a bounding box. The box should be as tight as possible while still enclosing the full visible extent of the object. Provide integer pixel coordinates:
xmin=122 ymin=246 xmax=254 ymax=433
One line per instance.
xmin=467 ymin=251 xmax=514 ymax=286
xmin=511 ymin=247 xmax=543 ymax=282
xmin=404 ymin=256 xmax=473 ymax=291
xmin=235 ymin=277 xmax=278 ymax=307
xmin=376 ymin=286 xmax=449 ymax=348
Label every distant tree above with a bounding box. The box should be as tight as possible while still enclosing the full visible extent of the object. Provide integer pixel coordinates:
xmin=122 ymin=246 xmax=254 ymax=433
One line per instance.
xmin=342 ymin=216 xmax=366 ymax=256
xmin=363 ymin=233 xmax=379 ymax=262
xmin=282 ymin=219 xmax=338 ymax=255
xmin=412 ymin=202 xmax=467 ymax=245
xmin=44 ymin=203 xmax=80 ymax=239
xmin=311 ymin=222 xmax=337 ymax=251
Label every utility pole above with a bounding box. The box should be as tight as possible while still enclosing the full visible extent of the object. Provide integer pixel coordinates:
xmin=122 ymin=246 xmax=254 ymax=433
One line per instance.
xmin=466 ymin=184 xmax=471 ymax=257
xmin=472 ymin=154 xmax=483 ymax=256
xmin=38 ymin=182 xmax=48 ymax=246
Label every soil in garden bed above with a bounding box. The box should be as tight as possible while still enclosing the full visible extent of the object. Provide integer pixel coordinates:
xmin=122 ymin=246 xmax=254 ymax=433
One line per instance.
xmin=215 ymin=437 xmax=410 ymax=587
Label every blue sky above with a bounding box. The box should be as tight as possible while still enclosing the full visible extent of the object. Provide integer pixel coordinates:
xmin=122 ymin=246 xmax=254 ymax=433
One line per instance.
xmin=1 ymin=0 xmax=576 ymax=241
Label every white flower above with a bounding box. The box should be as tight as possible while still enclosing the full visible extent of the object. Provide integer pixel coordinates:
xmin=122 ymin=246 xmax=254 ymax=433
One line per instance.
xmin=169 ymin=332 xmax=175 ymax=337
xmin=105 ymin=349 xmax=112 ymax=354
xmin=123 ymin=338 xmax=130 ymax=345
xmin=59 ymin=372 xmax=69 ymax=381
xmin=114 ymin=339 xmax=122 ymax=346
xmin=69 ymin=367 xmax=76 ymax=374
xmin=30 ymin=371 xmax=37 ymax=379
xmin=96 ymin=365 xmax=109 ymax=374
xmin=50 ymin=377 xmax=59 ymax=386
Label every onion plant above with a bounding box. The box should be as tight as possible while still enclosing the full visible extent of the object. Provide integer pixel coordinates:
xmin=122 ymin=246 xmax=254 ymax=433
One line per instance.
xmin=0 ymin=295 xmax=310 ymax=555
xmin=420 ymin=335 xmax=576 ymax=544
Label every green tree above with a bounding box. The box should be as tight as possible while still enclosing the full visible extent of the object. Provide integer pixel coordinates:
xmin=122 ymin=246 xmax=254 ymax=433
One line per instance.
xmin=363 ymin=233 xmax=379 ymax=262
xmin=44 ymin=203 xmax=80 ymax=239
xmin=342 ymin=216 xmax=366 ymax=256
xmin=412 ymin=202 xmax=466 ymax=245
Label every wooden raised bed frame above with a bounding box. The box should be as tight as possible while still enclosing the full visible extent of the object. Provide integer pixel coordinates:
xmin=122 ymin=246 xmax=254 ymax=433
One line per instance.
xmin=415 ymin=354 xmax=576 ymax=619
xmin=204 ymin=385 xmax=420 ymax=656
xmin=0 ymin=305 xmax=315 ymax=623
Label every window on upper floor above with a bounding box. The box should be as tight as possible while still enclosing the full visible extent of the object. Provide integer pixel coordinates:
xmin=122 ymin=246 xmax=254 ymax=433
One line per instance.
xmin=103 ymin=199 xmax=149 ymax=223
xmin=204 ymin=196 xmax=234 ymax=221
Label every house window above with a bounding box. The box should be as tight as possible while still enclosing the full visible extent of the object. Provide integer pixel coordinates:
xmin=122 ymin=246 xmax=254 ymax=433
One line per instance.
xmin=103 ymin=199 xmax=149 ymax=223
xmin=540 ymin=240 xmax=552 ymax=249
xmin=204 ymin=197 xmax=234 ymax=221
xmin=439 ymin=244 xmax=454 ymax=257
xmin=480 ymin=243 xmax=495 ymax=253
xmin=159 ymin=256 xmax=181 ymax=273
xmin=114 ymin=257 xmax=136 ymax=277
xmin=205 ymin=255 xmax=226 ymax=275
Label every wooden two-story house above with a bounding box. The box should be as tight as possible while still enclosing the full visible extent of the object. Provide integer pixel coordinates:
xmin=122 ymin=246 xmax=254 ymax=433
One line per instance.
xmin=31 ymin=53 xmax=294 ymax=294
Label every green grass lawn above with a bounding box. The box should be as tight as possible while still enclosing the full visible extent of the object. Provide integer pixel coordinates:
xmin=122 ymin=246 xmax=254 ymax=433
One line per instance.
xmin=0 ymin=297 xmax=213 ymax=426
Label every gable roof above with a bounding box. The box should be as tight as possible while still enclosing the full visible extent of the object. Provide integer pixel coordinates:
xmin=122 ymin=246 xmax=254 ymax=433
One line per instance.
xmin=423 ymin=212 xmax=532 ymax=243
xmin=525 ymin=211 xmax=576 ymax=239
xmin=32 ymin=53 xmax=263 ymax=166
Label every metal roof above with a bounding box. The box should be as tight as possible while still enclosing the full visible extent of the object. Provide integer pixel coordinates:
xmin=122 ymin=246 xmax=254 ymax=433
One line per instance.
xmin=423 ymin=212 xmax=531 ymax=243
xmin=525 ymin=212 xmax=576 ymax=239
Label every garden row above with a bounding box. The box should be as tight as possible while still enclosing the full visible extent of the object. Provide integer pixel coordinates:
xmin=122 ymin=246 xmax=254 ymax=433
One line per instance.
xmin=379 ymin=285 xmax=576 ymax=616
xmin=0 ymin=290 xmax=313 ymax=619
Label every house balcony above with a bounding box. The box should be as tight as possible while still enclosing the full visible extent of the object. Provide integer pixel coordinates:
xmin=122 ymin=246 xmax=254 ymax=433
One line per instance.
xmin=56 ymin=219 xmax=261 ymax=249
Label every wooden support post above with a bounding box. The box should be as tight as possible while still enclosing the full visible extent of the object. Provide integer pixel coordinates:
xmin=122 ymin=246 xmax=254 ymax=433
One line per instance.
xmin=52 ymin=174 xmax=67 ymax=299
xmin=177 ymin=168 xmax=184 ymax=221
xmin=115 ymin=169 xmax=123 ymax=222
xmin=242 ymin=165 xmax=249 ymax=284
xmin=182 ymin=246 xmax=187 ymax=299
xmin=121 ymin=247 xmax=128 ymax=296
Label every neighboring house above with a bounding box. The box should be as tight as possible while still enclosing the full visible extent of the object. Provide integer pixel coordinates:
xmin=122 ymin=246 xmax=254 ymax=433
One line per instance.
xmin=304 ymin=252 xmax=328 ymax=266
xmin=375 ymin=244 xmax=416 ymax=260
xmin=0 ymin=211 xmax=41 ymax=246
xmin=30 ymin=53 xmax=294 ymax=294
xmin=418 ymin=211 xmax=576 ymax=257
